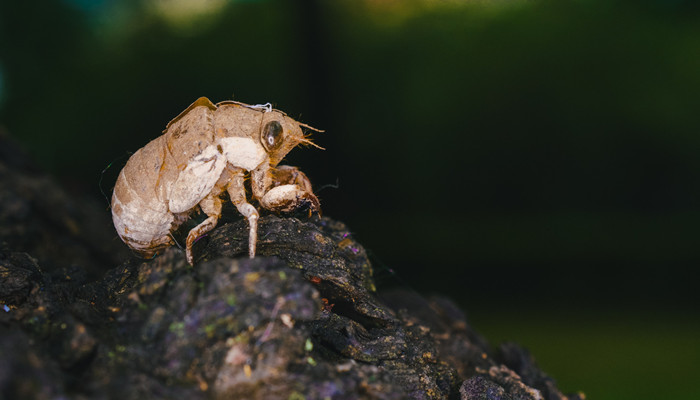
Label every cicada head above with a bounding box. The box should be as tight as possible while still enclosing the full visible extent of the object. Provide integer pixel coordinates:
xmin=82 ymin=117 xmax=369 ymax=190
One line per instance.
xmin=259 ymin=110 xmax=323 ymax=167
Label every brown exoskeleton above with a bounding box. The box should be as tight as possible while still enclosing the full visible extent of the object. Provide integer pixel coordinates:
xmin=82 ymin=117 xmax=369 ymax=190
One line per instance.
xmin=111 ymin=97 xmax=322 ymax=265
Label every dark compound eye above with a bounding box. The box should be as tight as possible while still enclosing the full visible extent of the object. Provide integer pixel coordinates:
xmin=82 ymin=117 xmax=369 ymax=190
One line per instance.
xmin=262 ymin=120 xmax=283 ymax=150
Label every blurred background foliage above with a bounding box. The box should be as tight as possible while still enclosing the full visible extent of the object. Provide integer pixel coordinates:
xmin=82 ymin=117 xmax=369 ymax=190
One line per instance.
xmin=1 ymin=0 xmax=699 ymax=398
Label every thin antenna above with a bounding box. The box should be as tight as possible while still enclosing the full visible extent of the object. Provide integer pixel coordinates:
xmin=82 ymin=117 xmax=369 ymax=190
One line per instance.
xmin=299 ymin=122 xmax=324 ymax=132
xmin=296 ymin=137 xmax=325 ymax=150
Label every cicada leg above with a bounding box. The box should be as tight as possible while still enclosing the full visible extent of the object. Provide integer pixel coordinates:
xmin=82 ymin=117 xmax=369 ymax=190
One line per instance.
xmin=259 ymin=165 xmax=320 ymax=215
xmin=227 ymin=167 xmax=260 ymax=258
xmin=185 ymin=194 xmax=222 ymax=265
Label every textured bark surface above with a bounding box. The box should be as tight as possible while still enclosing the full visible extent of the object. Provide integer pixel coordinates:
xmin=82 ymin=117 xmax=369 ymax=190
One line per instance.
xmin=0 ymin=132 xmax=585 ymax=399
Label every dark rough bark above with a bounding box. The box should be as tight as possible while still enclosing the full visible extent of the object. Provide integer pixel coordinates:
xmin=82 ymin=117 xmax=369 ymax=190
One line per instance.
xmin=0 ymin=131 xmax=585 ymax=399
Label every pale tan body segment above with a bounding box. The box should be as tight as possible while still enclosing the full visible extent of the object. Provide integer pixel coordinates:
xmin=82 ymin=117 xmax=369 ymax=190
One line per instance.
xmin=111 ymin=97 xmax=321 ymax=264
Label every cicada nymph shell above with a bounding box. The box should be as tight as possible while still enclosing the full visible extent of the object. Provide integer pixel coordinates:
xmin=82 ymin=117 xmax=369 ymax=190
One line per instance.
xmin=111 ymin=97 xmax=322 ymax=264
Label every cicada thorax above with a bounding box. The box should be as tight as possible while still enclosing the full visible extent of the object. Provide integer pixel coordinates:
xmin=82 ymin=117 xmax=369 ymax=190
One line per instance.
xmin=214 ymin=102 xmax=263 ymax=139
xmin=211 ymin=103 xmax=308 ymax=171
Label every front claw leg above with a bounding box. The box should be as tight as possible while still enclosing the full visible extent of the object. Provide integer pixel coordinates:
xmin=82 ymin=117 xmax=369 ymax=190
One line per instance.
xmin=259 ymin=184 xmax=320 ymax=215
xmin=263 ymin=165 xmax=321 ymax=215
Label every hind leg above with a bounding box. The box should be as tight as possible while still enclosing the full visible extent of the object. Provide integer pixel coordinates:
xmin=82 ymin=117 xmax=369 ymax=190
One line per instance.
xmin=185 ymin=193 xmax=222 ymax=265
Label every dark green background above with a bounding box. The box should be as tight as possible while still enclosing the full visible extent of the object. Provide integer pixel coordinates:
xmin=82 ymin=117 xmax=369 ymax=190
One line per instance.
xmin=1 ymin=1 xmax=699 ymax=398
